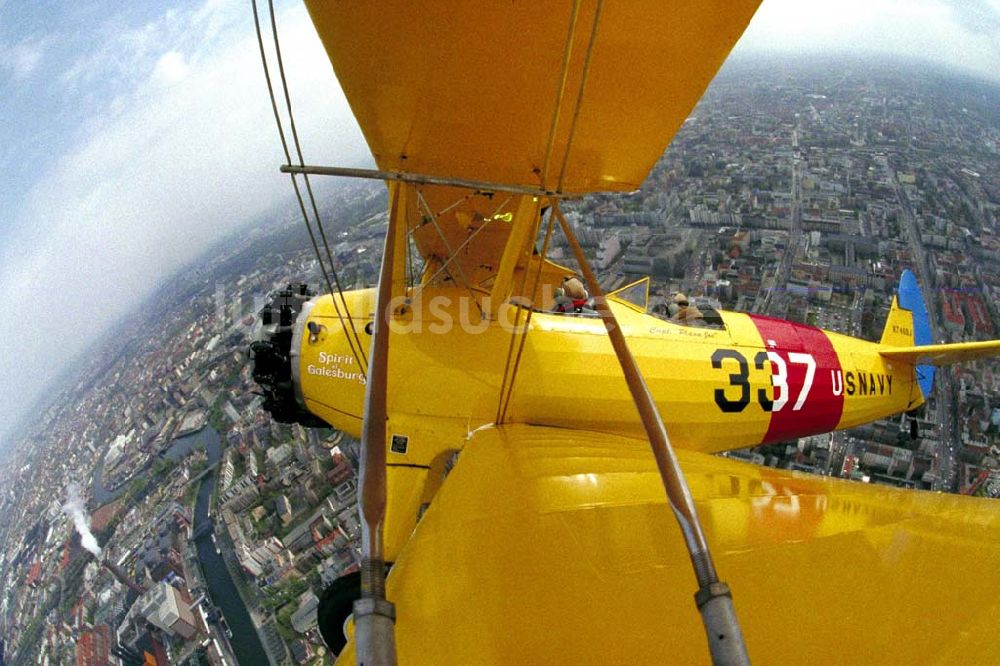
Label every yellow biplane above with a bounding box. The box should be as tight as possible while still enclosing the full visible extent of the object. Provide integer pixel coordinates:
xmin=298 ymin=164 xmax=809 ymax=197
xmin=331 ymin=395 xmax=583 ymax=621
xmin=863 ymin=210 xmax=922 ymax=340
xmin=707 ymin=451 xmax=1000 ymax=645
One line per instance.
xmin=248 ymin=1 xmax=1000 ymax=663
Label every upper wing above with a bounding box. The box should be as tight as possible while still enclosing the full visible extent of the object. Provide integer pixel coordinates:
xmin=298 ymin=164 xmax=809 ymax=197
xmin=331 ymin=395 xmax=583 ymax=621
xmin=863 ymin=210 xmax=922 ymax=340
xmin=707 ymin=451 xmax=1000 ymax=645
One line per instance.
xmin=338 ymin=424 xmax=1000 ymax=663
xmin=304 ymin=1 xmax=762 ymax=194
xmin=880 ymin=340 xmax=1000 ymax=366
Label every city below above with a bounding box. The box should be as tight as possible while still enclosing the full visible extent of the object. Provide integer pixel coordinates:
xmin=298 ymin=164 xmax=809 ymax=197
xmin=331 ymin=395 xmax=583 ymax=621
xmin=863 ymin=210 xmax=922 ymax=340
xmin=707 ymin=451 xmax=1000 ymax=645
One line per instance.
xmin=0 ymin=58 xmax=998 ymax=665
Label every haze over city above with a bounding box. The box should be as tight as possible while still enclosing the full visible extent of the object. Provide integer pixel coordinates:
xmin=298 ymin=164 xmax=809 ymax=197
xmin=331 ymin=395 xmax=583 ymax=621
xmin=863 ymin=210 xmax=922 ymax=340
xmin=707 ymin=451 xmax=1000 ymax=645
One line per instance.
xmin=0 ymin=1 xmax=997 ymax=444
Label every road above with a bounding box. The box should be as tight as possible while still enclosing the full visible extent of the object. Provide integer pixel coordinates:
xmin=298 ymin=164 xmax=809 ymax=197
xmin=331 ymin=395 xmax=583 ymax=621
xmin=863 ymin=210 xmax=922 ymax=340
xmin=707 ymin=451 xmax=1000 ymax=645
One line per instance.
xmin=888 ymin=162 xmax=959 ymax=491
xmin=754 ymin=126 xmax=802 ymax=315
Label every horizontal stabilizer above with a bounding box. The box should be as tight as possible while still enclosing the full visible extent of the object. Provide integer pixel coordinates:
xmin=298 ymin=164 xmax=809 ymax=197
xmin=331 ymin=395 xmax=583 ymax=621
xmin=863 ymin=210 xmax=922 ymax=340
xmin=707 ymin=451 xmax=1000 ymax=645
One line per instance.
xmin=879 ymin=340 xmax=1000 ymax=366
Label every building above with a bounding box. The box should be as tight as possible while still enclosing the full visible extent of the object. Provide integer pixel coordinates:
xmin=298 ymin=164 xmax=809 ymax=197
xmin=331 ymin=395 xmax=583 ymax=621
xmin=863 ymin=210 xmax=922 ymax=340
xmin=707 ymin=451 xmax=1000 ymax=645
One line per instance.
xmin=289 ymin=638 xmax=315 ymax=664
xmin=245 ymin=449 xmax=259 ymax=478
xmin=267 ymin=443 xmax=293 ymax=468
xmin=328 ymin=454 xmax=353 ymax=485
xmin=76 ymin=624 xmax=112 ymax=666
xmin=220 ymin=452 xmax=235 ymax=492
xmin=220 ymin=476 xmax=260 ymax=513
xmin=290 ymin=590 xmax=320 ymax=634
xmin=276 ymin=495 xmax=293 ymax=525
xmin=137 ymin=582 xmax=198 ymax=640
xmin=234 ymin=536 xmax=288 ymax=578
xmin=223 ymin=400 xmax=241 ymax=423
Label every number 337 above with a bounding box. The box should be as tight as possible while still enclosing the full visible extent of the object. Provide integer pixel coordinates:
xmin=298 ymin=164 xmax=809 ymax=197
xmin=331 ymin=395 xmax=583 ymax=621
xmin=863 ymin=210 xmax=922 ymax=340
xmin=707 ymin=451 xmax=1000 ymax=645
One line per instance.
xmin=711 ymin=348 xmax=815 ymax=413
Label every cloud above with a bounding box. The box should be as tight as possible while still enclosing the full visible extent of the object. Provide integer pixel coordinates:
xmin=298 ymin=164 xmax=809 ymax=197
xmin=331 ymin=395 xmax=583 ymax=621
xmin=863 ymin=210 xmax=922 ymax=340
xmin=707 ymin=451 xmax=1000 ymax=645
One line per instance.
xmin=0 ymin=0 xmax=368 ymax=437
xmin=736 ymin=0 xmax=1000 ymax=82
xmin=152 ymin=50 xmax=189 ymax=85
xmin=945 ymin=0 xmax=1000 ymax=36
xmin=1 ymin=37 xmax=45 ymax=82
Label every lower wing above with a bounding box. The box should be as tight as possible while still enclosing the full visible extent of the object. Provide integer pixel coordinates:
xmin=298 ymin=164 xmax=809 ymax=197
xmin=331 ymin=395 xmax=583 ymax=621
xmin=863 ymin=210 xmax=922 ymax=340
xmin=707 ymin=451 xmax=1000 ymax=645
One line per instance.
xmin=337 ymin=424 xmax=1000 ymax=663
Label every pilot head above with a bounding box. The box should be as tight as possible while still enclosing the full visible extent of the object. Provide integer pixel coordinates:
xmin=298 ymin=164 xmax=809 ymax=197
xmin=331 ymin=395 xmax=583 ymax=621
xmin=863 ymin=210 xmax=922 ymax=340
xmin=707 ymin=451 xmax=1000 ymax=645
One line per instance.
xmin=669 ymin=293 xmax=689 ymax=316
xmin=562 ymin=276 xmax=588 ymax=300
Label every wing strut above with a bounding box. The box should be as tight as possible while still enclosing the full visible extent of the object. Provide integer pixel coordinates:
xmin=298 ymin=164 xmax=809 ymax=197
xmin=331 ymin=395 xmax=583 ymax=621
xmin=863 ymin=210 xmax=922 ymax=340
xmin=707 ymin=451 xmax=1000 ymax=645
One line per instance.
xmin=555 ymin=204 xmax=750 ymax=665
xmin=353 ymin=183 xmax=407 ymax=665
xmin=281 ymin=163 xmax=575 ymax=198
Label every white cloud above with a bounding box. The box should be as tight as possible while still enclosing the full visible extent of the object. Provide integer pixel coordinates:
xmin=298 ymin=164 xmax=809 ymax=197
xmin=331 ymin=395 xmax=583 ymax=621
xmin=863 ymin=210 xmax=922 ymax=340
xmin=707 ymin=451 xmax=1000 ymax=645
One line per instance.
xmin=1 ymin=37 xmax=45 ymax=82
xmin=736 ymin=0 xmax=1000 ymax=81
xmin=0 ymin=0 xmax=368 ymax=433
xmin=152 ymin=50 xmax=189 ymax=85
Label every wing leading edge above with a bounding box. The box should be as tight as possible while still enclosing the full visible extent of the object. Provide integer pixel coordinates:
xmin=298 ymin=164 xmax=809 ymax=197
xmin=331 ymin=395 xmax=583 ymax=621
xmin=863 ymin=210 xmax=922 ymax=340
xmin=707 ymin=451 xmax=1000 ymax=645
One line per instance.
xmin=337 ymin=424 xmax=1000 ymax=664
xmin=303 ymin=0 xmax=762 ymax=194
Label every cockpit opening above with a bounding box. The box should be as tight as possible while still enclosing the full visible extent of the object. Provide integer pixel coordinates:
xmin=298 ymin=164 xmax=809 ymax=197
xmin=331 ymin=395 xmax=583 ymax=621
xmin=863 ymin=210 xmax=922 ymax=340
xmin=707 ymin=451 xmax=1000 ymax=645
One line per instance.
xmin=650 ymin=292 xmax=725 ymax=329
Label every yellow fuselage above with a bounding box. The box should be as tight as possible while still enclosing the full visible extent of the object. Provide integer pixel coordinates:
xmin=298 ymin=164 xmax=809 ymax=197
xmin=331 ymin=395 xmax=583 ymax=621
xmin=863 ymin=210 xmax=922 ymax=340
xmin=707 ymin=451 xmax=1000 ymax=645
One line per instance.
xmin=295 ymin=288 xmax=922 ymax=557
xmin=299 ymin=288 xmax=921 ymax=453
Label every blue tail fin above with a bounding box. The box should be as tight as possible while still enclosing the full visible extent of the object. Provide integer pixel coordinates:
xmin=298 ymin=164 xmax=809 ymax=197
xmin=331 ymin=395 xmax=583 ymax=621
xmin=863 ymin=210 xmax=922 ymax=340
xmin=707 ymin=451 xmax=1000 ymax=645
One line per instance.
xmin=896 ymin=269 xmax=935 ymax=398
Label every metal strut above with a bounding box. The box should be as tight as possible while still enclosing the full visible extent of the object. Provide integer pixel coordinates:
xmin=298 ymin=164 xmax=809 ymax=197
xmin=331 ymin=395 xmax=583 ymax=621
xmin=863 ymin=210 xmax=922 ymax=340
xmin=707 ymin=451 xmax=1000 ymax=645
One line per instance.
xmin=554 ymin=204 xmax=749 ymax=665
xmin=281 ymin=164 xmax=579 ymax=198
xmin=539 ymin=0 xmax=582 ymax=190
xmin=353 ymin=183 xmax=405 ymax=666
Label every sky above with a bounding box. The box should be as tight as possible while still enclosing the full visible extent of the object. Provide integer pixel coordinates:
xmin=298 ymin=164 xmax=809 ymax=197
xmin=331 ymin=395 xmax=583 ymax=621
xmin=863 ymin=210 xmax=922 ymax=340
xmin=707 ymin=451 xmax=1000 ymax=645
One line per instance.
xmin=0 ymin=0 xmax=998 ymax=447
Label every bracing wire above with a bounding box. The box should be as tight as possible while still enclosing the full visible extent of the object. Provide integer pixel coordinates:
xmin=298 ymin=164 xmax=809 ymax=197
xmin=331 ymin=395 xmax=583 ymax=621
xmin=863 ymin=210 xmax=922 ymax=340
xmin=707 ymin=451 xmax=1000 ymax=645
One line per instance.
xmin=416 ymin=191 xmax=484 ymax=318
xmin=495 ymin=205 xmax=548 ymax=423
xmin=556 ymin=0 xmax=604 ymax=193
xmin=259 ymin=0 xmax=370 ymax=374
xmin=540 ymin=0 xmax=582 ymax=191
xmin=494 ymin=2 xmax=592 ymax=419
xmin=251 ymin=0 xmax=364 ymax=375
xmin=408 ymin=212 xmax=501 ymax=304
xmin=497 ymin=207 xmax=557 ymax=422
xmin=266 ymin=0 xmax=369 ymax=371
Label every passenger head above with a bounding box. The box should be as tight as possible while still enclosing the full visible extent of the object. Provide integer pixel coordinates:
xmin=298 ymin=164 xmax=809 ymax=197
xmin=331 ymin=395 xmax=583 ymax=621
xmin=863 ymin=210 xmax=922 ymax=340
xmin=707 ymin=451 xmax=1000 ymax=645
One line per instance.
xmin=562 ymin=276 xmax=588 ymax=300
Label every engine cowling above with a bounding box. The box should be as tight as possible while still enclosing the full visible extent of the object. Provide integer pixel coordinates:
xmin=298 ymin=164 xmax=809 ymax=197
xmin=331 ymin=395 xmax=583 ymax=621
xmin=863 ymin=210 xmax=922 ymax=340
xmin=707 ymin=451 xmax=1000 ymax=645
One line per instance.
xmin=249 ymin=284 xmax=329 ymax=427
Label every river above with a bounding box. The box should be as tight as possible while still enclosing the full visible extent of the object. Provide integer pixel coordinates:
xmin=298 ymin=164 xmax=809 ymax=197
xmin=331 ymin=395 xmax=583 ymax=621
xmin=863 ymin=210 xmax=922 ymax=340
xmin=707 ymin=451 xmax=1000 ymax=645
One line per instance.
xmin=91 ymin=427 xmax=213 ymax=505
xmin=191 ymin=429 xmax=269 ymax=665
xmin=92 ymin=427 xmax=268 ymax=664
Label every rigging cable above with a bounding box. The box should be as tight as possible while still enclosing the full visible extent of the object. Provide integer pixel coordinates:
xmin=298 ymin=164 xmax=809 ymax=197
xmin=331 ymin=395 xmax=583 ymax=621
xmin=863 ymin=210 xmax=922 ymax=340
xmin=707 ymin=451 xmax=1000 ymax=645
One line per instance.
xmin=407 ymin=189 xmax=476 ymax=290
xmin=539 ymin=0 xmax=582 ymax=191
xmin=495 ymin=205 xmax=546 ymax=423
xmin=408 ymin=208 xmax=505 ymax=305
xmin=251 ymin=0 xmax=365 ymax=375
xmin=499 ymin=0 xmax=585 ymax=418
xmin=416 ymin=191 xmax=484 ymax=318
xmin=497 ymin=206 xmax=557 ymax=423
xmin=556 ymin=0 xmax=604 ymax=193
xmin=262 ymin=0 xmax=369 ymax=374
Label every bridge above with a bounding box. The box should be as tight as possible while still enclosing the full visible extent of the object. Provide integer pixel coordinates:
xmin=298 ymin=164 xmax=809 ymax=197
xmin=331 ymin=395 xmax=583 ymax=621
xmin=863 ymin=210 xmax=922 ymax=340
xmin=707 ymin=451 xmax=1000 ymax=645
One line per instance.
xmin=184 ymin=461 xmax=220 ymax=488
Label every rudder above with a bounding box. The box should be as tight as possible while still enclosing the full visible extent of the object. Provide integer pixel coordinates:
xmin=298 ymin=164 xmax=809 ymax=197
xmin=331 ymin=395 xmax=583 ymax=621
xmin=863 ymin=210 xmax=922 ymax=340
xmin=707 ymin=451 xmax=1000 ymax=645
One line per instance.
xmin=881 ymin=269 xmax=935 ymax=397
